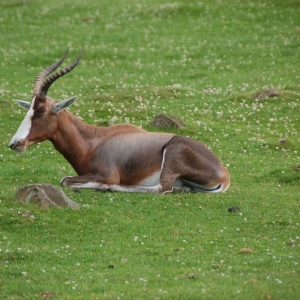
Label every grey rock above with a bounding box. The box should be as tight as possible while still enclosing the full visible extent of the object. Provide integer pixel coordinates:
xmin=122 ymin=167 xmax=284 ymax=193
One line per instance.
xmin=253 ymin=89 xmax=279 ymax=99
xmin=149 ymin=114 xmax=185 ymax=129
xmin=16 ymin=184 xmax=81 ymax=209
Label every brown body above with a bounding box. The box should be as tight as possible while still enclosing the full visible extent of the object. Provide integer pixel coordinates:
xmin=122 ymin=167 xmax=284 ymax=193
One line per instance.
xmin=9 ymin=49 xmax=230 ymax=194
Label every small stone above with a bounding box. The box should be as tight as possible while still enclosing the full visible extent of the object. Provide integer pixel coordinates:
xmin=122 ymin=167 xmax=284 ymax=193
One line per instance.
xmin=21 ymin=210 xmax=31 ymax=218
xmin=228 ymin=206 xmax=240 ymax=213
xmin=279 ymin=139 xmax=287 ymax=144
xmin=294 ymin=164 xmax=300 ymax=171
xmin=41 ymin=292 xmax=56 ymax=298
xmin=253 ymin=89 xmax=279 ymax=99
xmin=238 ymin=248 xmax=253 ymax=254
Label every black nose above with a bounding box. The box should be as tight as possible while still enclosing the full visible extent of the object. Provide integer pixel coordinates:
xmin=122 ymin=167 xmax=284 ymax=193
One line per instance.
xmin=9 ymin=142 xmax=16 ymax=150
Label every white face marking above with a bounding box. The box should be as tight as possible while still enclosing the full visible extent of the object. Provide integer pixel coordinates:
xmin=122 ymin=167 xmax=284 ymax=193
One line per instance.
xmin=9 ymin=97 xmax=36 ymax=147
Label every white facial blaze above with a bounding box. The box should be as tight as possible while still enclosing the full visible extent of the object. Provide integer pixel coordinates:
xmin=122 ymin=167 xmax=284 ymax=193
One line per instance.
xmin=9 ymin=97 xmax=36 ymax=147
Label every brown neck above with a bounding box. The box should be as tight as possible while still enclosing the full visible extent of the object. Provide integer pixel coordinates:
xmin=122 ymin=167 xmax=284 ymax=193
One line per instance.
xmin=49 ymin=111 xmax=102 ymax=175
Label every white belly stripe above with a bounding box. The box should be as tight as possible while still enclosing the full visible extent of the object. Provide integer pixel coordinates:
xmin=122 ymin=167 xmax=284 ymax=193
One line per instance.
xmin=138 ymin=171 xmax=161 ymax=187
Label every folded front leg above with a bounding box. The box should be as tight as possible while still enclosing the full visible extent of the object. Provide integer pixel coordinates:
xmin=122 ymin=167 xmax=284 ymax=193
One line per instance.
xmin=61 ymin=174 xmax=108 ymax=190
xmin=60 ymin=174 xmax=162 ymax=193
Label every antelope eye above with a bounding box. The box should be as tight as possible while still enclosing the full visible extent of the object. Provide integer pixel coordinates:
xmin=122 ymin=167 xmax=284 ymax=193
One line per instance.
xmin=33 ymin=108 xmax=45 ymax=118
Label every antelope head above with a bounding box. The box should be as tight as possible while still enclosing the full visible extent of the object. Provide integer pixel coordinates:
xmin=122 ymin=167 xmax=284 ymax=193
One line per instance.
xmin=9 ymin=48 xmax=83 ymax=152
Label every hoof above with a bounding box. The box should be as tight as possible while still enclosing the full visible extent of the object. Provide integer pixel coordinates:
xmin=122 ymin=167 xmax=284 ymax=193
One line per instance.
xmin=60 ymin=176 xmax=72 ymax=186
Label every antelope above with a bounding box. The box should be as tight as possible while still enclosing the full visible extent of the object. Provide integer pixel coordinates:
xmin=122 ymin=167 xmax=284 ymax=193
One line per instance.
xmin=9 ymin=49 xmax=230 ymax=194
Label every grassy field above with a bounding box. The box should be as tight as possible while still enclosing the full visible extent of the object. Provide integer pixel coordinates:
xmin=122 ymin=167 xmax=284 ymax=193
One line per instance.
xmin=0 ymin=0 xmax=300 ymax=299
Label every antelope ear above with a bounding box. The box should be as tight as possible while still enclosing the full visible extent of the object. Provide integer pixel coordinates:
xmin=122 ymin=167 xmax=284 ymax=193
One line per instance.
xmin=53 ymin=96 xmax=77 ymax=114
xmin=15 ymin=100 xmax=31 ymax=110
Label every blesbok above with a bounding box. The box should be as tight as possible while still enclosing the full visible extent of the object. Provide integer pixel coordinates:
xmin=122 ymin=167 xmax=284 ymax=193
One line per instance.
xmin=9 ymin=49 xmax=230 ymax=194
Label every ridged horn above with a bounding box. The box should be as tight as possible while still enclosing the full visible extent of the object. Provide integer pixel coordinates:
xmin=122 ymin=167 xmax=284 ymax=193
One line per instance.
xmin=39 ymin=49 xmax=83 ymax=97
xmin=33 ymin=48 xmax=70 ymax=97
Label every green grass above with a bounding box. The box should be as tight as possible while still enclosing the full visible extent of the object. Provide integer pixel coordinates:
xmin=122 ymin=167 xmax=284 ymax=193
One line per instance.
xmin=0 ymin=0 xmax=300 ymax=299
